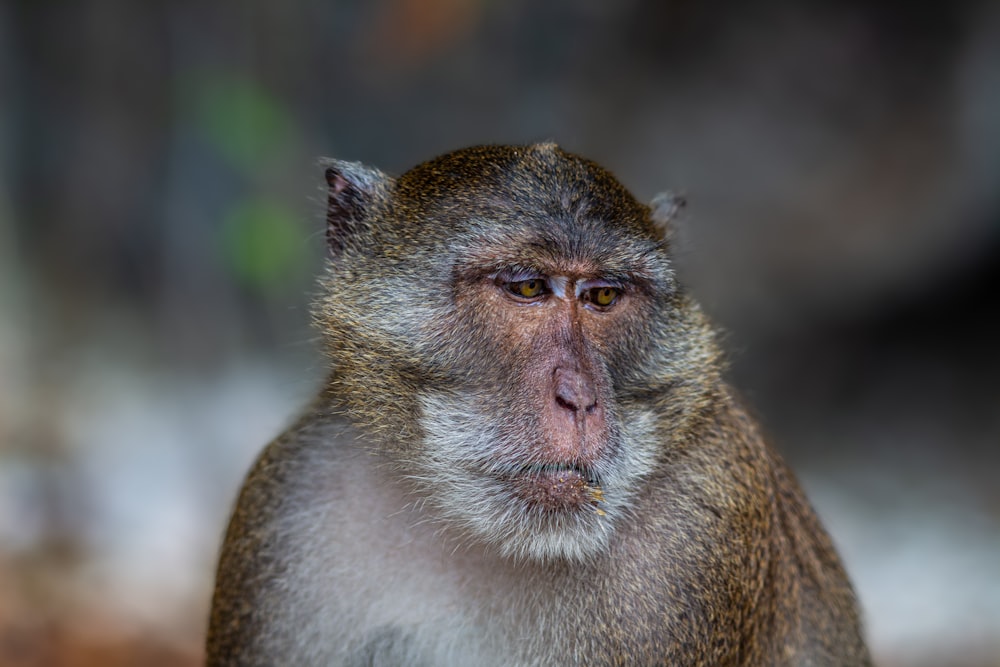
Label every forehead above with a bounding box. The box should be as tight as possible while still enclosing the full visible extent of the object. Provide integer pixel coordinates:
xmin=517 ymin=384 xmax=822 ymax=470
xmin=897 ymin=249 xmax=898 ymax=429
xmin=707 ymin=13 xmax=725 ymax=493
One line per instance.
xmin=394 ymin=145 xmax=663 ymax=270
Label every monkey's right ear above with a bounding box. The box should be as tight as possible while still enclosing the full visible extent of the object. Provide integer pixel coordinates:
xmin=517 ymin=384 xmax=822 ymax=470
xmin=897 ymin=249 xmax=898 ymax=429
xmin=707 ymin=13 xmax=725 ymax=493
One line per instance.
xmin=648 ymin=191 xmax=686 ymax=234
xmin=320 ymin=159 xmax=393 ymax=254
xmin=649 ymin=190 xmax=687 ymax=243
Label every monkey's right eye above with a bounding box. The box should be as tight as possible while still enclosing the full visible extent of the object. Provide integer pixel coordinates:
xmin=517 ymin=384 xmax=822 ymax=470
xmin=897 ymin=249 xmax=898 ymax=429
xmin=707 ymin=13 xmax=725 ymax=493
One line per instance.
xmin=506 ymin=278 xmax=548 ymax=300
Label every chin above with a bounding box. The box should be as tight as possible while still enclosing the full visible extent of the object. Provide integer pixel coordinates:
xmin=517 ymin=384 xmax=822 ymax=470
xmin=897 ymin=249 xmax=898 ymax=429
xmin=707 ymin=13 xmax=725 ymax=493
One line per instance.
xmin=494 ymin=506 xmax=615 ymax=562
xmin=425 ymin=470 xmax=618 ymax=562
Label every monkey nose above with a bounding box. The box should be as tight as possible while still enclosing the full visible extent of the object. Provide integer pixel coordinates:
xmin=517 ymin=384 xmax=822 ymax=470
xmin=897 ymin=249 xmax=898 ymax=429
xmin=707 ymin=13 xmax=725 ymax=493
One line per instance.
xmin=553 ymin=367 xmax=598 ymax=414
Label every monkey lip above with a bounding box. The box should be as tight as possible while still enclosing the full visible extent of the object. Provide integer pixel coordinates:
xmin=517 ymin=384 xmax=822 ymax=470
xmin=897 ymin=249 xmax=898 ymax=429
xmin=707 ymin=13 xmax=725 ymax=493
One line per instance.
xmin=520 ymin=463 xmax=597 ymax=482
xmin=496 ymin=463 xmax=604 ymax=513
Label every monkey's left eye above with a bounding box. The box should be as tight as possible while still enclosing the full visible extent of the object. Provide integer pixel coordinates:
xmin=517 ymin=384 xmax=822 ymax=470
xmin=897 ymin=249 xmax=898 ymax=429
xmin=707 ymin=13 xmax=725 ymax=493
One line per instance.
xmin=585 ymin=286 xmax=620 ymax=308
xmin=506 ymin=278 xmax=548 ymax=300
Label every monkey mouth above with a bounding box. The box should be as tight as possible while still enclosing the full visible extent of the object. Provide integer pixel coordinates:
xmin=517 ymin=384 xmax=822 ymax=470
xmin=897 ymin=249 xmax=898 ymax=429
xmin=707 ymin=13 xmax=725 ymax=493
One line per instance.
xmin=495 ymin=463 xmax=606 ymax=514
xmin=520 ymin=462 xmax=598 ymax=483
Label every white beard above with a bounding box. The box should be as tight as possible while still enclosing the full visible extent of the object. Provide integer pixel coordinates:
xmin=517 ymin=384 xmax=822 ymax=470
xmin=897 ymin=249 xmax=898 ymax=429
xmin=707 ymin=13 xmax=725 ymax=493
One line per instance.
xmin=413 ymin=390 xmax=661 ymax=562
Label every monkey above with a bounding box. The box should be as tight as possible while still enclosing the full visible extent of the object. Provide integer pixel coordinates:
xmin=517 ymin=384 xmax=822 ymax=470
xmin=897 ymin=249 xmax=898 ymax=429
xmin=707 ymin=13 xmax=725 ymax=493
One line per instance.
xmin=206 ymin=143 xmax=872 ymax=666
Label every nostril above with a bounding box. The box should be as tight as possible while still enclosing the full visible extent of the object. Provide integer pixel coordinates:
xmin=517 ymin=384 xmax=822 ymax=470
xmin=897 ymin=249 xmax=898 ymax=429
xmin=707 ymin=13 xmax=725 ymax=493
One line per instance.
xmin=555 ymin=394 xmax=577 ymax=412
xmin=553 ymin=367 xmax=598 ymax=414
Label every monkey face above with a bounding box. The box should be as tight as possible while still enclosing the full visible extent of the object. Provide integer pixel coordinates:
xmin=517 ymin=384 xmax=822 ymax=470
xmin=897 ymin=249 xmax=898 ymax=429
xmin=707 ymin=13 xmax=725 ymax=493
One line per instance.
xmin=317 ymin=144 xmax=713 ymax=562
xmin=411 ymin=225 xmax=676 ymax=561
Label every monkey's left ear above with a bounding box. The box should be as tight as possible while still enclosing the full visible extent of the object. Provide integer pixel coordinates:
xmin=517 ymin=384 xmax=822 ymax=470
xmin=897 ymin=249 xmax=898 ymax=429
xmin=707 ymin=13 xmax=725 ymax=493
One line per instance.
xmin=648 ymin=191 xmax=686 ymax=238
xmin=320 ymin=158 xmax=393 ymax=254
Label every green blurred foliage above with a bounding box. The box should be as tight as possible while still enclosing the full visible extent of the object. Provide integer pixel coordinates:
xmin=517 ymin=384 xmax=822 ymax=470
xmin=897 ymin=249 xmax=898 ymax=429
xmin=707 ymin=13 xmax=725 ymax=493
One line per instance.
xmin=185 ymin=73 xmax=310 ymax=294
xmin=220 ymin=198 xmax=306 ymax=295
xmin=193 ymin=75 xmax=299 ymax=173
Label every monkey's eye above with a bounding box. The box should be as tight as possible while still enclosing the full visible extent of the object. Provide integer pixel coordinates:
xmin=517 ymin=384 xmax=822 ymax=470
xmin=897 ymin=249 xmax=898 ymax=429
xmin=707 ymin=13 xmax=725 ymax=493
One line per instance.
xmin=585 ymin=286 xmax=620 ymax=308
xmin=506 ymin=278 xmax=548 ymax=300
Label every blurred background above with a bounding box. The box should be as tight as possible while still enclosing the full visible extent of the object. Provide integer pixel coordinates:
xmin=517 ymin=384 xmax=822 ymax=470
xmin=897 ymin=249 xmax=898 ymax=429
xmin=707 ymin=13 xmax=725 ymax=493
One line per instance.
xmin=1 ymin=1 xmax=998 ymax=665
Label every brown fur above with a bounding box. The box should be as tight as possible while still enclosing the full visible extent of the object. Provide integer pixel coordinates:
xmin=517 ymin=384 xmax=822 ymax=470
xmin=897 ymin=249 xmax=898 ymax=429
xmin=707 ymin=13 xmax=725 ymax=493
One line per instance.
xmin=206 ymin=143 xmax=871 ymax=666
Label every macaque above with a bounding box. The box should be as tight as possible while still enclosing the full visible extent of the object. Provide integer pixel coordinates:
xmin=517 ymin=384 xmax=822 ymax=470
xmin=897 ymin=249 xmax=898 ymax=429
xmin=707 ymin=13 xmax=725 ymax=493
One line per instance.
xmin=206 ymin=143 xmax=871 ymax=666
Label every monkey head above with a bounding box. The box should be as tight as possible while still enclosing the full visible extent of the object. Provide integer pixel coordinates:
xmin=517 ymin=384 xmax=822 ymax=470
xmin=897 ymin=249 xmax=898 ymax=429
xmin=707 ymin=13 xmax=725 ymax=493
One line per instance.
xmin=315 ymin=143 xmax=718 ymax=562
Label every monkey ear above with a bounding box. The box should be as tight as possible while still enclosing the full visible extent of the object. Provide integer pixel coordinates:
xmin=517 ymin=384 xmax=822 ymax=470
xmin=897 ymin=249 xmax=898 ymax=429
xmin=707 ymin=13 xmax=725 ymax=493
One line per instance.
xmin=320 ymin=158 xmax=392 ymax=254
xmin=648 ymin=191 xmax=686 ymax=236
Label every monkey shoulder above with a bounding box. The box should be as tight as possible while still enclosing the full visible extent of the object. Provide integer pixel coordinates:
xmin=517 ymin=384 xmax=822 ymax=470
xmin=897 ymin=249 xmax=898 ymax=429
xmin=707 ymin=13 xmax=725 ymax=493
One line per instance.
xmin=209 ymin=418 xmax=509 ymax=665
xmin=208 ymin=419 xmax=389 ymax=663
